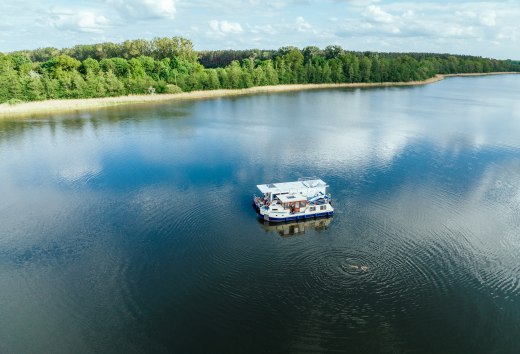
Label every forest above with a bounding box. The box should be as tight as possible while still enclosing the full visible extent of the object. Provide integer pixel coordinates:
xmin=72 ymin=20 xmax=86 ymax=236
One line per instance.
xmin=1 ymin=36 xmax=519 ymax=104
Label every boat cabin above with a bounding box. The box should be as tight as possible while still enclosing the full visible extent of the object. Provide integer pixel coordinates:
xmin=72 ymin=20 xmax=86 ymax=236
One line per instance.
xmin=277 ymin=194 xmax=308 ymax=213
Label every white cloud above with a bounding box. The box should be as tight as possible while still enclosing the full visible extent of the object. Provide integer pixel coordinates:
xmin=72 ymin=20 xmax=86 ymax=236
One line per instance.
xmin=497 ymin=26 xmax=520 ymax=41
xmin=336 ymin=1 xmax=520 ymax=56
xmin=249 ymin=24 xmax=278 ymax=35
xmin=208 ymin=20 xmax=243 ymax=37
xmin=441 ymin=25 xmax=477 ymax=38
xmin=479 ymin=11 xmax=496 ymax=27
xmin=220 ymin=21 xmax=243 ymax=33
xmin=47 ymin=9 xmax=110 ymax=34
xmin=364 ymin=5 xmax=394 ymax=23
xmin=295 ymin=16 xmax=312 ymax=32
xmin=104 ymin=0 xmax=176 ymax=20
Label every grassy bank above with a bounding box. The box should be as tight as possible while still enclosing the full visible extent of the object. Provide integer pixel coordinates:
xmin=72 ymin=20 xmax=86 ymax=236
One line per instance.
xmin=0 ymin=72 xmax=517 ymax=118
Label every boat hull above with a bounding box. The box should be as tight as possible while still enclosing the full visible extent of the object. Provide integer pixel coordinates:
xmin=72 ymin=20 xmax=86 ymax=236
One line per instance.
xmin=260 ymin=210 xmax=334 ymax=223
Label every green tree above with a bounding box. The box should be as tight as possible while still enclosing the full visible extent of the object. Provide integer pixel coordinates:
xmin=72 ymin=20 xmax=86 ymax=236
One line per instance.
xmin=370 ymin=55 xmax=381 ymax=82
xmin=322 ymin=61 xmax=332 ymax=83
xmin=128 ymin=58 xmax=146 ymax=78
xmin=0 ymin=71 xmax=23 ymax=102
xmin=281 ymin=49 xmax=304 ymax=83
xmin=216 ymin=68 xmax=229 ymax=88
xmin=138 ymin=56 xmax=156 ymax=77
xmin=324 ymin=45 xmax=343 ymax=60
xmin=227 ymin=60 xmax=243 ymax=89
xmin=84 ymin=72 xmax=106 ymax=97
xmin=340 ymin=53 xmax=359 ymax=83
xmin=206 ymin=69 xmax=220 ymax=89
xmin=100 ymin=58 xmax=116 ymax=73
xmin=80 ymin=58 xmax=100 ymax=76
xmin=329 ymin=58 xmax=344 ymax=83
xmin=104 ymin=70 xmax=125 ymax=96
xmin=263 ymin=60 xmax=278 ymax=85
xmin=302 ymin=46 xmax=322 ymax=64
xmin=41 ymin=55 xmax=81 ymax=78
xmin=9 ymin=53 xmax=33 ymax=75
xmin=29 ymin=47 xmax=60 ymax=62
xmin=41 ymin=75 xmax=60 ymax=99
xmin=359 ymin=56 xmax=372 ymax=82
xmin=22 ymin=72 xmax=45 ymax=101
xmin=253 ymin=65 xmax=266 ymax=86
xmin=110 ymin=58 xmax=130 ymax=77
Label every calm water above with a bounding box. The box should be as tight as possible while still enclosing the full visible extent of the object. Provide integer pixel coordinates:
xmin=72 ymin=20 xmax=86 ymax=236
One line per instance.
xmin=1 ymin=75 xmax=520 ymax=353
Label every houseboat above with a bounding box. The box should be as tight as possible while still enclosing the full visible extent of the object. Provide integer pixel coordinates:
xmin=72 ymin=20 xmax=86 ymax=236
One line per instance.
xmin=253 ymin=178 xmax=334 ymax=222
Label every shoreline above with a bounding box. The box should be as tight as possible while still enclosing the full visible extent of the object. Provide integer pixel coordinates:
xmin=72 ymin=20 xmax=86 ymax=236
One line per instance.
xmin=0 ymin=72 xmax=518 ymax=118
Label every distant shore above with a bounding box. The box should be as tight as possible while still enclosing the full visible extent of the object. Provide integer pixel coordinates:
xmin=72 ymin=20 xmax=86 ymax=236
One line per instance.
xmin=1 ymin=72 xmax=518 ymax=118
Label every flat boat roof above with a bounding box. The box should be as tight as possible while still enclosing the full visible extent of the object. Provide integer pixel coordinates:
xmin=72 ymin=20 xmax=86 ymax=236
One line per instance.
xmin=256 ymin=179 xmax=328 ymax=194
xmin=278 ymin=194 xmax=308 ymax=203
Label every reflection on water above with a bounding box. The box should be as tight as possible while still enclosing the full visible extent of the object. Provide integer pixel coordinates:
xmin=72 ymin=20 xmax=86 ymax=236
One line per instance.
xmin=0 ymin=75 xmax=520 ymax=353
xmin=258 ymin=217 xmax=333 ymax=237
xmin=0 ymin=103 xmax=192 ymax=144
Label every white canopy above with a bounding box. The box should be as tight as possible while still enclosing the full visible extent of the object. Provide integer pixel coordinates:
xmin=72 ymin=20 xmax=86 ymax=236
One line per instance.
xmin=278 ymin=194 xmax=307 ymax=203
xmin=256 ymin=179 xmax=328 ymax=195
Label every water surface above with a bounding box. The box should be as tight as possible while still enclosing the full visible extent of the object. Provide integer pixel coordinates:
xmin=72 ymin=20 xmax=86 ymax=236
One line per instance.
xmin=1 ymin=75 xmax=520 ymax=353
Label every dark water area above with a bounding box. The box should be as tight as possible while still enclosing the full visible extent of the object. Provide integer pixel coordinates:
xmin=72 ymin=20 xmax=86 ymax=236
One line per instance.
xmin=1 ymin=75 xmax=519 ymax=353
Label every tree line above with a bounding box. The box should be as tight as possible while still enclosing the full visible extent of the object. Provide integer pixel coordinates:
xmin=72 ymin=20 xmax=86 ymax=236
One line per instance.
xmin=1 ymin=37 xmax=519 ymax=104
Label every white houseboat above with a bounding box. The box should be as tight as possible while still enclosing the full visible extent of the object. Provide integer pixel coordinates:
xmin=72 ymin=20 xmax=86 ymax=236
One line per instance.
xmin=253 ymin=178 xmax=334 ymax=222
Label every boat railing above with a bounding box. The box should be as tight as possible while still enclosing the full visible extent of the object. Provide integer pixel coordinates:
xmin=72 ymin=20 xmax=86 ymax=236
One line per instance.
xmin=253 ymin=194 xmax=267 ymax=208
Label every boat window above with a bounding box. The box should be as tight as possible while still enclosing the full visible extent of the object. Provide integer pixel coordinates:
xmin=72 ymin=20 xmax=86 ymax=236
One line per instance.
xmin=320 ymin=205 xmax=326 ymax=210
xmin=310 ymin=206 xmax=315 ymax=211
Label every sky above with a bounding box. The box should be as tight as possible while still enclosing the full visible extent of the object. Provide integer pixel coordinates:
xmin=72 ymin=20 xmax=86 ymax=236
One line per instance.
xmin=0 ymin=0 xmax=518 ymax=59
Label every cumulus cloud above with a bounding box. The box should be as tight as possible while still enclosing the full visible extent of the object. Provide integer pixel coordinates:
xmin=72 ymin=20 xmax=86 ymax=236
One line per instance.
xmin=441 ymin=25 xmax=477 ymax=38
xmin=337 ymin=1 xmax=520 ymax=47
xmin=363 ymin=5 xmax=394 ymax=23
xmin=47 ymin=9 xmax=110 ymax=33
xmin=208 ymin=20 xmax=243 ymax=37
xmin=104 ymin=0 xmax=176 ymax=20
xmin=295 ymin=16 xmax=312 ymax=32
xmin=496 ymin=25 xmax=520 ymax=41
xmin=479 ymin=11 xmax=496 ymax=27
xmin=249 ymin=24 xmax=277 ymax=35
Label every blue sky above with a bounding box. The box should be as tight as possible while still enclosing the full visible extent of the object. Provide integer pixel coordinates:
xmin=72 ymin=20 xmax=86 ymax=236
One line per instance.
xmin=1 ymin=0 xmax=518 ymax=59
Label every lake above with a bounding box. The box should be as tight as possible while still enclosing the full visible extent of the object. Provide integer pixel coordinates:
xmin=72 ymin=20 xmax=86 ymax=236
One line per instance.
xmin=1 ymin=75 xmax=519 ymax=353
